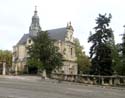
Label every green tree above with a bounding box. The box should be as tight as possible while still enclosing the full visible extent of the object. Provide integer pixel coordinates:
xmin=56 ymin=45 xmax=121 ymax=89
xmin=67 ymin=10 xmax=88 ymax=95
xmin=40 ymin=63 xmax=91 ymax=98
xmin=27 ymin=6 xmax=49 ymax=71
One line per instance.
xmin=88 ymin=14 xmax=115 ymax=75
xmin=74 ymin=38 xmax=91 ymax=74
xmin=27 ymin=57 xmax=43 ymax=74
xmin=118 ymin=27 xmax=125 ymax=75
xmin=27 ymin=31 xmax=63 ymax=77
xmin=113 ymin=27 xmax=125 ymax=75
xmin=121 ymin=29 xmax=125 ymax=75
xmin=111 ymin=44 xmax=121 ymax=75
xmin=0 ymin=50 xmax=12 ymax=66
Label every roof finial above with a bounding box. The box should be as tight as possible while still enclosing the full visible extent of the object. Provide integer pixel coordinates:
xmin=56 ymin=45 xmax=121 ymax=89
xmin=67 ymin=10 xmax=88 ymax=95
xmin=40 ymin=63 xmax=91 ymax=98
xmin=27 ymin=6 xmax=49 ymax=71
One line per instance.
xmin=123 ymin=25 xmax=125 ymax=28
xmin=34 ymin=5 xmax=37 ymax=14
xmin=66 ymin=21 xmax=74 ymax=31
xmin=67 ymin=21 xmax=71 ymax=27
xmin=69 ymin=21 xmax=71 ymax=26
xmin=123 ymin=25 xmax=125 ymax=33
xmin=35 ymin=6 xmax=37 ymax=11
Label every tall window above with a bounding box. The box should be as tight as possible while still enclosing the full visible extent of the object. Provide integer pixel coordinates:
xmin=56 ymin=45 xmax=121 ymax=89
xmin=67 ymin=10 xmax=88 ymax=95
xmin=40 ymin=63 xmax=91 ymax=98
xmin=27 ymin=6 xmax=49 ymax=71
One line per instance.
xmin=71 ymin=48 xmax=72 ymax=55
xmin=29 ymin=39 xmax=31 ymax=43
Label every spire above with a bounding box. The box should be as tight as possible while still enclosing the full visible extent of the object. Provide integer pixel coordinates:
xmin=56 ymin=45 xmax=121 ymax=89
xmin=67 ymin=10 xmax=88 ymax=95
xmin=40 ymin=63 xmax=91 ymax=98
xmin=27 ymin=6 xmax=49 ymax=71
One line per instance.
xmin=29 ymin=6 xmax=41 ymax=36
xmin=123 ymin=25 xmax=125 ymax=33
xmin=34 ymin=6 xmax=37 ymax=15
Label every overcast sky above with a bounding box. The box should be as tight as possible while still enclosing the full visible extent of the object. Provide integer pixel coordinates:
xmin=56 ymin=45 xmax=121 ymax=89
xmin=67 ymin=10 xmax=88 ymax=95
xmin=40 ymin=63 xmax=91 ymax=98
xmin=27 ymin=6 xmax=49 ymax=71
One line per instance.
xmin=0 ymin=0 xmax=125 ymax=55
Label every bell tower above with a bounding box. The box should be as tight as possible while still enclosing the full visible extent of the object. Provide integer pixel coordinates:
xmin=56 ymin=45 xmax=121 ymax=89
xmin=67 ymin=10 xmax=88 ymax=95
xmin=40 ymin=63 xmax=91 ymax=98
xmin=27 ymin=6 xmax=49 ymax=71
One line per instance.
xmin=29 ymin=6 xmax=41 ymax=36
xmin=66 ymin=21 xmax=74 ymax=42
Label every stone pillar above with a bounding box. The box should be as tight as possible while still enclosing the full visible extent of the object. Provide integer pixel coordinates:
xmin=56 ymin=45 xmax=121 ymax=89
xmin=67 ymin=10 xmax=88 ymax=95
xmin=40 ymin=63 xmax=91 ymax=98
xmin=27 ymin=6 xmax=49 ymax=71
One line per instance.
xmin=101 ymin=77 xmax=104 ymax=85
xmin=42 ymin=70 xmax=47 ymax=79
xmin=64 ymin=75 xmax=67 ymax=80
xmin=87 ymin=77 xmax=91 ymax=84
xmin=75 ymin=75 xmax=79 ymax=82
xmin=71 ymin=75 xmax=74 ymax=82
xmin=2 ymin=62 xmax=6 ymax=75
xmin=123 ymin=78 xmax=125 ymax=85
xmin=93 ymin=77 xmax=97 ymax=85
xmin=114 ymin=77 xmax=120 ymax=85
xmin=109 ymin=78 xmax=113 ymax=85
xmin=15 ymin=64 xmax=18 ymax=75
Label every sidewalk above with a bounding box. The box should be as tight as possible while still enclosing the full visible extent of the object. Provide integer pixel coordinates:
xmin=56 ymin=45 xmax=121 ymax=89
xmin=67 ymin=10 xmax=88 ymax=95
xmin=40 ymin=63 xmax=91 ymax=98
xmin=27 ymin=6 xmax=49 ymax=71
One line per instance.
xmin=0 ymin=75 xmax=60 ymax=83
xmin=0 ymin=75 xmax=41 ymax=81
xmin=0 ymin=75 xmax=125 ymax=90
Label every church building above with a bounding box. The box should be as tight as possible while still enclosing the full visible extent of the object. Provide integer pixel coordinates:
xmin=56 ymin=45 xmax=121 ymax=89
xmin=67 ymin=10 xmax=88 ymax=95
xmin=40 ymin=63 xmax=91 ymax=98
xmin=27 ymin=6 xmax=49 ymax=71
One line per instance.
xmin=12 ymin=8 xmax=77 ymax=75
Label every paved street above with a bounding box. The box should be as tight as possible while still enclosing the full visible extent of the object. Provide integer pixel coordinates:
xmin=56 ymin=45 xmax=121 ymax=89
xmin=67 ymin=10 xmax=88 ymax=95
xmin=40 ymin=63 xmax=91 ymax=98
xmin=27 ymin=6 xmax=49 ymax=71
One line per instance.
xmin=0 ymin=76 xmax=125 ymax=98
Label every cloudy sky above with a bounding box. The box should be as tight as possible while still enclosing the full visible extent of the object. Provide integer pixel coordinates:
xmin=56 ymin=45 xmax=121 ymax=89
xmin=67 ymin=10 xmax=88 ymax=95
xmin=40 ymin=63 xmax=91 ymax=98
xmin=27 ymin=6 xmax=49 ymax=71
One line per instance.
xmin=0 ymin=0 xmax=125 ymax=55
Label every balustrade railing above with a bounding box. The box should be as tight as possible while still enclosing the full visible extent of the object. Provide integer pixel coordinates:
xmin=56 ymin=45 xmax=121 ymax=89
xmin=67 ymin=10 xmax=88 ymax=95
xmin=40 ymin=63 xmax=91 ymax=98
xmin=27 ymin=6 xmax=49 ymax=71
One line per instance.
xmin=51 ymin=73 xmax=125 ymax=86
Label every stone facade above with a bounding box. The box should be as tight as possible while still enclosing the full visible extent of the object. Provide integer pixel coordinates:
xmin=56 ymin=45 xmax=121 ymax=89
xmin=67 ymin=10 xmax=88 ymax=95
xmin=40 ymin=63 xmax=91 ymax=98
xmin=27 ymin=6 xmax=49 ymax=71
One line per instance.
xmin=12 ymin=8 xmax=77 ymax=75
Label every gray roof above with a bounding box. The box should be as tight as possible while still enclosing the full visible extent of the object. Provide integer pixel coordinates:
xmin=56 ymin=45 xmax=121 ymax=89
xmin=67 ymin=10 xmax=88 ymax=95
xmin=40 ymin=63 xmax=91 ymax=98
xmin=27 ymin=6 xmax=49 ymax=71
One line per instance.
xmin=48 ymin=27 xmax=67 ymax=41
xmin=17 ymin=34 xmax=29 ymax=45
xmin=17 ymin=27 xmax=67 ymax=45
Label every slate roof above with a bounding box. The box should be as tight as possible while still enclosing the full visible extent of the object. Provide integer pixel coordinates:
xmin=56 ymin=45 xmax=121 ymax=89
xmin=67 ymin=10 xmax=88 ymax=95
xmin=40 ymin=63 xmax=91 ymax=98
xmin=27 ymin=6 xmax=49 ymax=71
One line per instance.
xmin=17 ymin=27 xmax=67 ymax=45
xmin=48 ymin=27 xmax=67 ymax=41
xmin=17 ymin=34 xmax=29 ymax=45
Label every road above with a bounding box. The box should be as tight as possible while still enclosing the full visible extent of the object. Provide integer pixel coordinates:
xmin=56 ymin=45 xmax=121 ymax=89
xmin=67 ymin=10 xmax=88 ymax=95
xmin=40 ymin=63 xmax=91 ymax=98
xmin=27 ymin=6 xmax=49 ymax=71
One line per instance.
xmin=0 ymin=77 xmax=125 ymax=98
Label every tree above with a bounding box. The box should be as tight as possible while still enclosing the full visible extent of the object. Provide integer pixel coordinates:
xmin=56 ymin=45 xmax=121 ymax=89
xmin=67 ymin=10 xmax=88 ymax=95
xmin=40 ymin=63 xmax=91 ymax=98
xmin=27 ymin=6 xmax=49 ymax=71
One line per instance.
xmin=121 ymin=28 xmax=125 ymax=75
xmin=113 ymin=27 xmax=125 ymax=75
xmin=117 ymin=27 xmax=125 ymax=75
xmin=0 ymin=50 xmax=12 ymax=66
xmin=27 ymin=31 xmax=63 ymax=77
xmin=0 ymin=50 xmax=12 ymax=74
xmin=88 ymin=14 xmax=115 ymax=75
xmin=74 ymin=38 xmax=91 ymax=74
